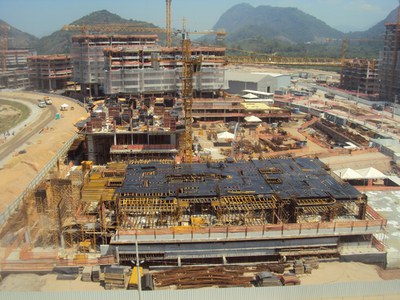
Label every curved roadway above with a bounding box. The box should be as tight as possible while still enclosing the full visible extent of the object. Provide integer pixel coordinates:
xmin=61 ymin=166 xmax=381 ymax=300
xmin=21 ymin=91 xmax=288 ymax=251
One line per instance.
xmin=0 ymin=96 xmax=57 ymax=162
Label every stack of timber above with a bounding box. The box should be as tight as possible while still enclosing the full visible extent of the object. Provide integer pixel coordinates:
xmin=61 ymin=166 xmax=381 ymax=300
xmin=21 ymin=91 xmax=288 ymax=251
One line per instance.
xmin=293 ymin=258 xmax=319 ymax=275
xmin=81 ymin=266 xmax=92 ymax=282
xmin=153 ymin=266 xmax=253 ymax=289
xmin=280 ymin=275 xmax=301 ymax=286
xmin=104 ymin=266 xmax=130 ymax=290
xmin=91 ymin=266 xmax=101 ymax=282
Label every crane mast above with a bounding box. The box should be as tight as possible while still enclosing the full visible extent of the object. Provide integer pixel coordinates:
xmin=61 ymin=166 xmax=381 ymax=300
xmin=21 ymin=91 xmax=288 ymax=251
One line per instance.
xmin=181 ymin=32 xmax=194 ymax=163
xmin=166 ymin=0 xmax=172 ymax=47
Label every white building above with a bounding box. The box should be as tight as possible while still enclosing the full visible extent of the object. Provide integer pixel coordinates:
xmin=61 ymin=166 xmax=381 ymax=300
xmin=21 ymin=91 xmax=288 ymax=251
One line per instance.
xmin=226 ymin=70 xmax=291 ymax=95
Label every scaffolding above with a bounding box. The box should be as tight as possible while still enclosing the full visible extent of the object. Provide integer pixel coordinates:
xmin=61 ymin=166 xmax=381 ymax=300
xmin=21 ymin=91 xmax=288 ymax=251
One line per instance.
xmin=0 ymin=157 xmax=387 ymax=269
xmin=379 ymin=21 xmax=400 ymax=103
xmin=57 ymin=158 xmax=370 ymax=242
xmin=27 ymin=54 xmax=72 ymax=90
xmin=340 ymin=59 xmax=378 ymax=94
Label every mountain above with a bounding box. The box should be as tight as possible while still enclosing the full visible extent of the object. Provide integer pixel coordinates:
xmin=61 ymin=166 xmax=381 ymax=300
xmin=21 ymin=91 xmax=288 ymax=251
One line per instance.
xmin=35 ymin=10 xmax=164 ymax=55
xmin=0 ymin=19 xmax=39 ymax=49
xmin=348 ymin=6 xmax=398 ymax=39
xmin=213 ymin=3 xmax=342 ymax=44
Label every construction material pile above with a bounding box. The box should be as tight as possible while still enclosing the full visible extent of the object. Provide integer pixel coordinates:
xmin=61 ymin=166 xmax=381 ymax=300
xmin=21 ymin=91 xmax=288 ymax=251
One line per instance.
xmin=91 ymin=265 xmax=101 ymax=282
xmin=81 ymin=266 xmax=92 ymax=282
xmin=104 ymin=266 xmax=130 ymax=290
xmin=153 ymin=264 xmax=286 ymax=289
xmin=293 ymin=257 xmax=319 ymax=275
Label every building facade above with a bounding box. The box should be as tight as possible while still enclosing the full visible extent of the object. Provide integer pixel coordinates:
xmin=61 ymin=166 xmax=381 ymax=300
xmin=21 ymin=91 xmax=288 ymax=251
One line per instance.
xmin=0 ymin=49 xmax=36 ymax=89
xmin=379 ymin=23 xmax=400 ymax=103
xmin=71 ymin=35 xmax=159 ymax=96
xmin=340 ymin=59 xmax=378 ymax=95
xmin=102 ymin=46 xmax=226 ymax=97
xmin=71 ymin=35 xmax=226 ymax=97
xmin=28 ymin=54 xmax=72 ymax=91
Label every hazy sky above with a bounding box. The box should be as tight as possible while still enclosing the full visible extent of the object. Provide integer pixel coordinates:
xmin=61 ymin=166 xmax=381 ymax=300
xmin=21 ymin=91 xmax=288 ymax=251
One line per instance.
xmin=0 ymin=0 xmax=398 ymax=37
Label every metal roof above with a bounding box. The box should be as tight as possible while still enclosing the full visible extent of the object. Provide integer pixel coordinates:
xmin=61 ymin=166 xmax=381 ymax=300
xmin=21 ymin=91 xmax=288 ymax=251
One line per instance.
xmin=226 ymin=70 xmax=289 ymax=83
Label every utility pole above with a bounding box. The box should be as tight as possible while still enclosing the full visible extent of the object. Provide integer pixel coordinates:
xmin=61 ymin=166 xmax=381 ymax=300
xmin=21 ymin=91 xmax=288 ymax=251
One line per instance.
xmin=135 ymin=240 xmax=142 ymax=300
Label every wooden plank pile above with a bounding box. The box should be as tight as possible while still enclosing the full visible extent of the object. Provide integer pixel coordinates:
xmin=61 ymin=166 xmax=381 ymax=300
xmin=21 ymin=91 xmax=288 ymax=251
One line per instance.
xmin=153 ymin=266 xmax=253 ymax=289
xmin=104 ymin=266 xmax=130 ymax=290
xmin=91 ymin=265 xmax=101 ymax=282
xmin=81 ymin=266 xmax=92 ymax=282
xmin=294 ymin=257 xmax=319 ymax=275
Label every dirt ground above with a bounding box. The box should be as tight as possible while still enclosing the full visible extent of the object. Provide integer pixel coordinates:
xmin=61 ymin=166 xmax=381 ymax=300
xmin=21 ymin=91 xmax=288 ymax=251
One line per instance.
xmin=0 ymin=91 xmax=87 ymax=213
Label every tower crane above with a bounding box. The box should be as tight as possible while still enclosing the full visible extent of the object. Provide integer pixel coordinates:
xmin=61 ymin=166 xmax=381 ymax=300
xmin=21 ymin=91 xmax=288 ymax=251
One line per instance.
xmin=180 ymin=18 xmax=227 ymax=163
xmin=181 ymin=31 xmax=194 ymax=163
xmin=166 ymin=0 xmax=172 ymax=47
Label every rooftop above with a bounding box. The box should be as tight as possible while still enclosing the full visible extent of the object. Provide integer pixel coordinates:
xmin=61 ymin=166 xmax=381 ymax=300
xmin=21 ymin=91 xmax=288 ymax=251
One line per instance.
xmin=117 ymin=158 xmax=361 ymax=201
xmin=225 ymin=70 xmax=288 ymax=82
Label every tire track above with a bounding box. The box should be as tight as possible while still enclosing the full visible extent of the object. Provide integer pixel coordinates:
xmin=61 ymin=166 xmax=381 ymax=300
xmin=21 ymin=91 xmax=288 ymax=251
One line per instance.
xmin=0 ymin=99 xmax=56 ymax=162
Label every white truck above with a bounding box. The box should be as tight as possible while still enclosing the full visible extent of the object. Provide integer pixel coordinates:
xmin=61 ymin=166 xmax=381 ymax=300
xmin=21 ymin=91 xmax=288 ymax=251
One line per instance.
xmin=44 ymin=96 xmax=52 ymax=105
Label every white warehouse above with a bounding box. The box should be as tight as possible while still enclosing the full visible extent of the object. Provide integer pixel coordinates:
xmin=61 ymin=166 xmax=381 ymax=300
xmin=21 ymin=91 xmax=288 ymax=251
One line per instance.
xmin=226 ymin=70 xmax=291 ymax=95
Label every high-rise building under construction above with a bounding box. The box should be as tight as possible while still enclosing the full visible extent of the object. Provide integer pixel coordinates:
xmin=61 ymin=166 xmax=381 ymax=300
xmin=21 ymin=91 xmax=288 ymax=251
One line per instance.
xmin=70 ymin=34 xmax=226 ymax=97
xmin=379 ymin=22 xmax=400 ymax=103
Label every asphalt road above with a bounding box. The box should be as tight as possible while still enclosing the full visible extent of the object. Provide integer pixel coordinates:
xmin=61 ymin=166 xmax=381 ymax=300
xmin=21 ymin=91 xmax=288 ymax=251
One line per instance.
xmin=0 ymin=96 xmax=57 ymax=162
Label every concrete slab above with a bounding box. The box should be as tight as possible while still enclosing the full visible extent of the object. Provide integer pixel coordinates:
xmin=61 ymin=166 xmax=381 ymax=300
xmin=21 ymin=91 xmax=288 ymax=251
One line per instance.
xmin=367 ymin=191 xmax=400 ymax=268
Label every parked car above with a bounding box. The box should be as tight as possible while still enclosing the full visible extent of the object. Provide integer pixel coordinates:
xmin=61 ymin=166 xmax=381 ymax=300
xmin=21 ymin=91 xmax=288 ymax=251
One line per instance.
xmin=37 ymin=100 xmax=46 ymax=108
xmin=372 ymin=104 xmax=384 ymax=111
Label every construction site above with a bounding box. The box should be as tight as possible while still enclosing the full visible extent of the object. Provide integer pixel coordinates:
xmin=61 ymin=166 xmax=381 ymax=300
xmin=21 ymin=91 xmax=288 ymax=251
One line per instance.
xmin=1 ymin=1 xmax=400 ymax=297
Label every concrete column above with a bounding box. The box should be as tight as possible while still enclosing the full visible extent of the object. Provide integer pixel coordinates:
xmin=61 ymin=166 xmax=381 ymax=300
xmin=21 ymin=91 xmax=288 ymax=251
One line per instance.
xmin=170 ymin=134 xmax=176 ymax=147
xmin=177 ymin=256 xmax=181 ymax=267
xmin=24 ymin=227 xmax=31 ymax=245
xmin=87 ymin=135 xmax=95 ymax=162
xmin=115 ymin=246 xmax=120 ymax=264
xmin=60 ymin=234 xmax=65 ymax=249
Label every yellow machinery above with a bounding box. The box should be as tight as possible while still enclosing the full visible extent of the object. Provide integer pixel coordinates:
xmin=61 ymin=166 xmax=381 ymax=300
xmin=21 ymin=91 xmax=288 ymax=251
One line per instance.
xmin=79 ymin=239 xmax=91 ymax=252
xmin=128 ymin=266 xmax=143 ymax=289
